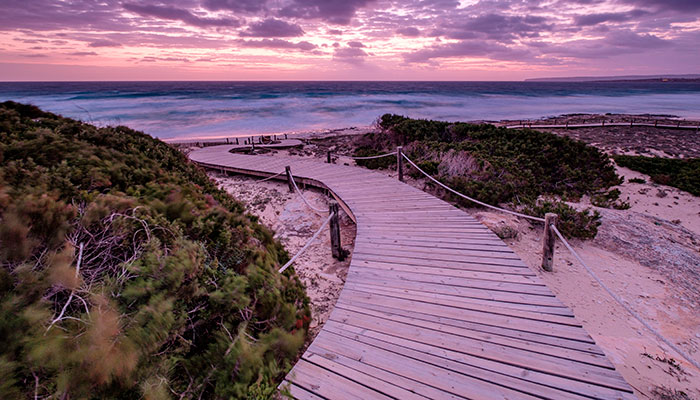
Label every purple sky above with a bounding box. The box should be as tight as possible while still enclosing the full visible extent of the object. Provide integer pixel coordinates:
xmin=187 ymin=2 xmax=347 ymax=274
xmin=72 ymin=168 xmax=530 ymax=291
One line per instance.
xmin=1 ymin=0 xmax=698 ymax=80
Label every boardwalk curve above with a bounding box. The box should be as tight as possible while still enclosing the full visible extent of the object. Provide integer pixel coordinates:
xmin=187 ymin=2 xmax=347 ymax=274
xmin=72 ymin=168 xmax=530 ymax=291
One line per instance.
xmin=189 ymin=145 xmax=635 ymax=400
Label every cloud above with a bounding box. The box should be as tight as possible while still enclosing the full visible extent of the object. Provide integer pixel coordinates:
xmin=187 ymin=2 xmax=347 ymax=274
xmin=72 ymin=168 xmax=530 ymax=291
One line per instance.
xmin=404 ymin=40 xmax=533 ymax=63
xmin=396 ymin=27 xmax=421 ymax=37
xmin=238 ymin=39 xmax=317 ymax=51
xmin=574 ymin=10 xmax=649 ymax=26
xmin=333 ymin=46 xmax=368 ymax=64
xmin=202 ymin=0 xmax=267 ymax=13
xmin=240 ymin=18 xmax=304 ymax=37
xmin=68 ymin=51 xmax=98 ymax=56
xmin=347 ymin=41 xmax=365 ymax=48
xmin=621 ymin=0 xmax=700 ymax=11
xmin=541 ymin=30 xmax=670 ymax=59
xmin=88 ymin=39 xmax=121 ymax=47
xmin=123 ymin=3 xmax=240 ymax=28
xmin=279 ymin=0 xmax=376 ymax=25
xmin=441 ymin=14 xmax=552 ymax=42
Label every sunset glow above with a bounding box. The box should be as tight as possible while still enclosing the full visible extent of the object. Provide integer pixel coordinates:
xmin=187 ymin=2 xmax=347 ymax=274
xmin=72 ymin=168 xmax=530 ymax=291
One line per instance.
xmin=1 ymin=0 xmax=699 ymax=81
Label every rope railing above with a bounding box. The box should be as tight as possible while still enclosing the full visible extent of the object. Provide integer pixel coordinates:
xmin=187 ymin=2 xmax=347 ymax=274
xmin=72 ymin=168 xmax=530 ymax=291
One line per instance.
xmin=238 ymin=170 xmax=286 ymax=184
xmin=289 ymin=173 xmax=326 ymax=215
xmin=325 ymin=150 xmax=397 ymax=163
xmin=278 ymin=212 xmax=334 ymax=273
xmin=349 ymin=151 xmax=397 ymax=160
xmin=401 ymin=152 xmax=546 ymax=222
xmin=550 ymin=224 xmax=700 ymax=371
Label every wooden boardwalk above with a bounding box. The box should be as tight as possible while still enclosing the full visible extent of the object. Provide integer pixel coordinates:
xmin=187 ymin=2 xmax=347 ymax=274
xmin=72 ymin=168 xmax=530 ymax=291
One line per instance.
xmin=190 ymin=146 xmax=635 ymax=400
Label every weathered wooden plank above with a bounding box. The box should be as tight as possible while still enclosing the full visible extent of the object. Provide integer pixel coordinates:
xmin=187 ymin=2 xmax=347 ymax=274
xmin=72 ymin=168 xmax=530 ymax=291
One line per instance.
xmin=329 ymin=308 xmax=631 ymax=391
xmin=323 ymin=322 xmax=635 ymax=400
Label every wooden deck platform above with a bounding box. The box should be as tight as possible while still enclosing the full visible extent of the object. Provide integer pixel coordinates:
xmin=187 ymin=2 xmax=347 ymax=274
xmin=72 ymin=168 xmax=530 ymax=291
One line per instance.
xmin=189 ymin=146 xmax=635 ymax=400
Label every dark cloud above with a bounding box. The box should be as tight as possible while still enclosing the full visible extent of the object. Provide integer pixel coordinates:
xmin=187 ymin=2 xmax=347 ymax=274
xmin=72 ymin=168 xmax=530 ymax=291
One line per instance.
xmin=574 ymin=9 xmax=649 ymax=26
xmin=240 ymin=18 xmax=304 ymax=37
xmin=347 ymin=41 xmax=365 ymax=48
xmin=279 ymin=0 xmax=376 ymax=25
xmin=541 ymin=30 xmax=669 ymax=58
xmin=238 ymin=39 xmax=317 ymax=51
xmin=328 ymin=29 xmax=343 ymax=35
xmin=404 ymin=40 xmax=531 ymax=63
xmin=442 ymin=14 xmax=552 ymax=42
xmin=333 ymin=46 xmax=368 ymax=64
xmin=202 ymin=0 xmax=267 ymax=13
xmin=396 ymin=27 xmax=421 ymax=37
xmin=88 ymin=39 xmax=121 ymax=47
xmin=68 ymin=51 xmax=98 ymax=56
xmin=0 ymin=0 xmax=129 ymax=31
xmin=621 ymin=0 xmax=700 ymax=11
xmin=123 ymin=3 xmax=240 ymax=27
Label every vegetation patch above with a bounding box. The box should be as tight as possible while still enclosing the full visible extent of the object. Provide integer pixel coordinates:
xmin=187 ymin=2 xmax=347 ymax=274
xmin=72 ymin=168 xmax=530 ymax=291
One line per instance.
xmin=614 ymin=155 xmax=700 ymax=196
xmin=0 ymin=102 xmax=309 ymax=399
xmin=355 ymin=114 xmax=624 ymax=238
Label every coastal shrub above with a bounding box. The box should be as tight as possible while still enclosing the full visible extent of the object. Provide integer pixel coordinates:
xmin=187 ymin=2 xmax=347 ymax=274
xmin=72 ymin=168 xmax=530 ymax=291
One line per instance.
xmin=525 ymin=201 xmax=602 ymax=239
xmin=591 ymin=189 xmax=631 ymax=210
xmin=362 ymin=114 xmax=620 ymax=239
xmin=614 ymin=155 xmax=700 ymax=196
xmin=0 ymin=101 xmax=309 ymax=399
xmin=628 ymin=177 xmax=646 ymax=184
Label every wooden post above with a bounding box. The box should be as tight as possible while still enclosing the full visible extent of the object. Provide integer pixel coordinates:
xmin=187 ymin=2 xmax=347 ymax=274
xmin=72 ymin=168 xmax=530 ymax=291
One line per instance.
xmin=284 ymin=134 xmax=288 ymax=139
xmin=327 ymin=151 xmax=332 ymax=164
xmin=541 ymin=213 xmax=558 ymax=272
xmin=285 ymin=166 xmax=294 ymax=193
xmin=329 ymin=201 xmax=345 ymax=261
xmin=226 ymin=138 xmax=230 ymax=144
xmin=397 ymin=146 xmax=404 ymax=182
xmin=235 ymin=138 xmax=239 ymax=145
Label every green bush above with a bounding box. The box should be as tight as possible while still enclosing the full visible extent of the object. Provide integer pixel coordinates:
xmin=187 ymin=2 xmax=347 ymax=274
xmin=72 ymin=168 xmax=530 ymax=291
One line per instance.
xmin=364 ymin=114 xmax=621 ymax=239
xmin=591 ymin=189 xmax=630 ymax=210
xmin=525 ymin=201 xmax=602 ymax=239
xmin=0 ymin=101 xmax=309 ymax=399
xmin=614 ymin=155 xmax=700 ymax=196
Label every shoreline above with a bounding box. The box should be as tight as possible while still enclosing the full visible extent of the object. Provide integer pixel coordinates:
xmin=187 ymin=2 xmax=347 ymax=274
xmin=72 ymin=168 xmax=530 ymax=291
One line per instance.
xmin=165 ymin=113 xmax=700 ymax=144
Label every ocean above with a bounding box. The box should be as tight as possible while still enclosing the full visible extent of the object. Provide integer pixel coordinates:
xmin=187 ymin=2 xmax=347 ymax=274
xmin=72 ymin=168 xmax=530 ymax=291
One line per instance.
xmin=1 ymin=81 xmax=699 ymax=140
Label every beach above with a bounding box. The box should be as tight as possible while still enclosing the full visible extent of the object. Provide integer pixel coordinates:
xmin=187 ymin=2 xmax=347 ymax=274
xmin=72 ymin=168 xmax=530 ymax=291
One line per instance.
xmin=200 ymin=115 xmax=700 ymax=399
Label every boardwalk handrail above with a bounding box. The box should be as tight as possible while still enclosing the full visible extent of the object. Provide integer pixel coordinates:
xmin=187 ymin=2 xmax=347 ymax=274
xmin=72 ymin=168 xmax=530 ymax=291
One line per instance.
xmin=289 ymin=170 xmax=327 ymax=214
xmin=505 ymin=120 xmax=700 ymax=130
xmin=551 ymin=224 xmax=700 ymax=372
xmin=238 ymin=170 xmax=286 ymax=184
xmin=401 ymin=152 xmax=546 ymax=222
xmin=278 ymin=212 xmax=335 ymax=273
xmin=348 ymin=151 xmax=397 ymax=160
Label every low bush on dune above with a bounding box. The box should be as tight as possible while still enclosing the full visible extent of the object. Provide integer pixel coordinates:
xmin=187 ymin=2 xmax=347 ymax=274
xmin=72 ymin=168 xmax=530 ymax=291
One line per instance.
xmin=0 ymin=101 xmax=309 ymax=399
xmin=355 ymin=114 xmax=623 ymax=239
xmin=614 ymin=155 xmax=700 ymax=196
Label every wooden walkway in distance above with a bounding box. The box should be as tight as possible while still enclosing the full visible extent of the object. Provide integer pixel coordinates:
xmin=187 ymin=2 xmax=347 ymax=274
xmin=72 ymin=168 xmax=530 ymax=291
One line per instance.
xmin=189 ymin=145 xmax=635 ymax=400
